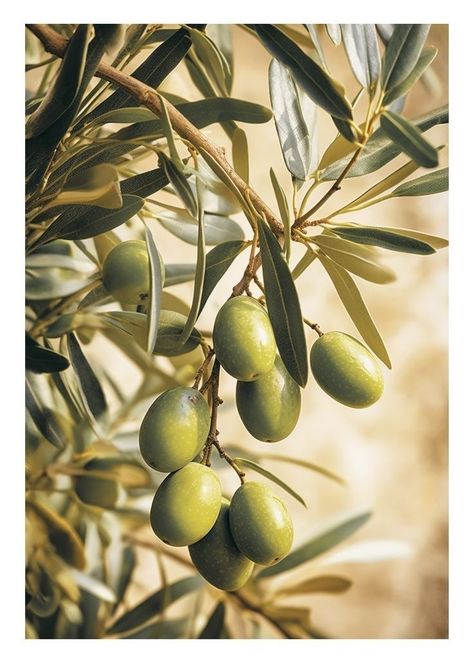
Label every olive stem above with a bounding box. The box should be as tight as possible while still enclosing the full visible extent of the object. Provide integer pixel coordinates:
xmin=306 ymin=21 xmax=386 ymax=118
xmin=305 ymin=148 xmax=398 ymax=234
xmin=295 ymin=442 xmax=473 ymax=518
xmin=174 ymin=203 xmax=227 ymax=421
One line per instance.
xmin=303 ymin=318 xmax=324 ymax=337
xmin=232 ymin=251 xmax=262 ymax=297
xmin=192 ymin=348 xmax=215 ymax=390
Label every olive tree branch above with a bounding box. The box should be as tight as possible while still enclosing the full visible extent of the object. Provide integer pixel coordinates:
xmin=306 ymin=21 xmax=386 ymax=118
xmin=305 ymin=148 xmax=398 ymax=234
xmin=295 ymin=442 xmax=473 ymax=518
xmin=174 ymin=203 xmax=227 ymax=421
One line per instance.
xmin=27 ymin=24 xmax=284 ymax=237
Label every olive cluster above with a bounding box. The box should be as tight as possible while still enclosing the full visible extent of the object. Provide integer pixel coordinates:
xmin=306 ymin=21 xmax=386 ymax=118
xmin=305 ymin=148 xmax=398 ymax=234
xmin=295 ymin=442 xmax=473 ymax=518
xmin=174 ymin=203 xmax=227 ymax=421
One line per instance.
xmin=138 ymin=389 xmax=293 ymax=590
xmin=104 ymin=240 xmax=385 ymax=590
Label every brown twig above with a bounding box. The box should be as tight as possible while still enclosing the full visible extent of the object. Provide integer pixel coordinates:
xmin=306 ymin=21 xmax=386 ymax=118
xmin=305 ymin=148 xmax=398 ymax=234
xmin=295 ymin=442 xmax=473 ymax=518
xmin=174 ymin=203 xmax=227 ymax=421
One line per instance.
xmin=192 ymin=348 xmax=215 ymax=390
xmin=303 ymin=318 xmax=324 ymax=337
xmin=27 ymin=24 xmax=284 ymax=236
xmin=232 ymin=252 xmax=262 ymax=297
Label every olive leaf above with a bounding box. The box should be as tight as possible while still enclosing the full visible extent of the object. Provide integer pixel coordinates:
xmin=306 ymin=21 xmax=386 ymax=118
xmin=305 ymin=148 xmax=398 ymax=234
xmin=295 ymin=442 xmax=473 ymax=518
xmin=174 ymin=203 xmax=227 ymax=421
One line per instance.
xmin=232 ymin=127 xmax=249 ymax=184
xmin=317 ymin=253 xmax=391 ymax=368
xmin=383 ymin=46 xmax=438 ymax=105
xmin=156 ymin=208 xmax=245 ymax=246
xmin=269 ymin=58 xmax=313 ymax=181
xmin=49 ymin=164 xmax=123 ymax=209
xmin=257 ymin=453 xmax=346 ymax=486
xmin=313 ymin=241 xmax=396 ymax=284
xmin=269 ymin=168 xmax=291 ymax=261
xmin=67 ymin=332 xmax=107 ymax=421
xmin=380 ymin=24 xmax=430 ymax=94
xmin=380 ymin=110 xmax=438 ymax=168
xmin=391 ymin=167 xmax=448 ymax=197
xmin=257 ymin=217 xmax=308 ymax=387
xmin=25 ymin=378 xmax=67 ymax=449
xmin=291 ymin=247 xmax=317 ymax=281
xmin=26 ymin=334 xmax=70 ymax=373
xmin=144 ymin=225 xmax=163 ymax=354
xmin=341 ymin=24 xmax=380 ymax=91
xmin=190 ymin=27 xmax=232 ymax=95
xmin=326 ymin=24 xmax=342 ymax=46
xmin=198 ymin=602 xmax=227 ymax=639
xmin=159 ymin=152 xmax=197 ymax=218
xmin=275 ymin=575 xmax=352 ymax=597
xmin=34 ymin=195 xmax=144 ymax=247
xmin=331 ymin=225 xmax=436 ymax=255
xmin=233 ymin=458 xmax=307 ymax=507
xmin=257 ymin=511 xmax=372 ymax=579
xmin=321 ymin=105 xmax=448 ymax=180
xmin=198 ymin=240 xmax=248 ymax=316
xmin=120 ymin=166 xmax=169 ymax=199
xmin=255 ymin=24 xmax=353 ymax=121
xmin=107 ymin=576 xmax=205 ymax=635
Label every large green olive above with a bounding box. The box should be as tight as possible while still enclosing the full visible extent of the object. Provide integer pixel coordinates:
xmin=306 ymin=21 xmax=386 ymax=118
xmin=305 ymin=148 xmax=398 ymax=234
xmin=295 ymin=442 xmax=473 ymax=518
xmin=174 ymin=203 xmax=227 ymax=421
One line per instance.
xmin=189 ymin=499 xmax=254 ymax=591
xmin=213 ymin=296 xmax=276 ymax=381
xmin=310 ymin=331 xmax=384 ymax=408
xmin=229 ymin=482 xmax=293 ymax=566
xmin=150 ymin=463 xmax=221 ymax=546
xmin=102 ymin=239 xmax=164 ymax=306
xmin=236 ymin=354 xmax=301 ymax=442
xmin=74 ymin=459 xmax=120 ymax=509
xmin=139 ymin=387 xmax=210 ymax=473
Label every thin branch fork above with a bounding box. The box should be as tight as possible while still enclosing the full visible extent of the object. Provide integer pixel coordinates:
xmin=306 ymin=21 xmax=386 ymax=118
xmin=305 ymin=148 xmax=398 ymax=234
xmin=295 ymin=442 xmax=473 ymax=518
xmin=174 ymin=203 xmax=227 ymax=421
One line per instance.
xmin=27 ymin=24 xmax=284 ymax=236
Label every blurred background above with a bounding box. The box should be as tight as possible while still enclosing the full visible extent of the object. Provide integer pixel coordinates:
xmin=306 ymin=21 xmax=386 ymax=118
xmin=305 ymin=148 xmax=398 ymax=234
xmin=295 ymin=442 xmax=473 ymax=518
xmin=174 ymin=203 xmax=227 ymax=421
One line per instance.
xmin=28 ymin=24 xmax=449 ymax=638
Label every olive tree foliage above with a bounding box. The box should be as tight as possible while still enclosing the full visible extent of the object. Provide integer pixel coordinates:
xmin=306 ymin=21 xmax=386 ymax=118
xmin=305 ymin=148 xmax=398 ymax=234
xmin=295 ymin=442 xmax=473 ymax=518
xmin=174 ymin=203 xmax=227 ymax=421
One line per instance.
xmin=25 ymin=23 xmax=448 ymax=639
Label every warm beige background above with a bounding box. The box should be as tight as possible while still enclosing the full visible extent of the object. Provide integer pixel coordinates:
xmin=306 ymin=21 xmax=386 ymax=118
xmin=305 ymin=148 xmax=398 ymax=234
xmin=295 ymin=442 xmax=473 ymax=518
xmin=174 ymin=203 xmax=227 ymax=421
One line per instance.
xmin=61 ymin=25 xmax=448 ymax=638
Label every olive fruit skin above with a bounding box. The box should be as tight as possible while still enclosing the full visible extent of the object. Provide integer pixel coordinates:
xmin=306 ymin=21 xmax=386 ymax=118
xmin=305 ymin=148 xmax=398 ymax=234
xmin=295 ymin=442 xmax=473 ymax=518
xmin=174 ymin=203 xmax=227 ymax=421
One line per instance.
xmin=229 ymin=482 xmax=293 ymax=566
xmin=189 ymin=499 xmax=254 ymax=591
xmin=310 ymin=332 xmax=383 ymax=408
xmin=213 ymin=296 xmax=276 ymax=381
xmin=236 ymin=355 xmax=301 ymax=442
xmin=139 ymin=387 xmax=210 ymax=473
xmin=150 ymin=463 xmax=221 ymax=546
xmin=102 ymin=240 xmax=164 ymax=306
xmin=74 ymin=459 xmax=120 ymax=509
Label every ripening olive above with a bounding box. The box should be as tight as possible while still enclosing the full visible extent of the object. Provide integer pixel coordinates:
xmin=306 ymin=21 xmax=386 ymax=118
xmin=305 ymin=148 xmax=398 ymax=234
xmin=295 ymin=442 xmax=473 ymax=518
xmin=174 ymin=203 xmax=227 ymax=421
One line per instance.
xmin=236 ymin=354 xmax=301 ymax=442
xmin=189 ymin=499 xmax=254 ymax=591
xmin=149 ymin=463 xmax=221 ymax=546
xmin=213 ymin=296 xmax=276 ymax=381
xmin=139 ymin=387 xmax=210 ymax=473
xmin=74 ymin=459 xmax=120 ymax=509
xmin=229 ymin=482 xmax=293 ymax=566
xmin=102 ymin=239 xmax=164 ymax=306
xmin=310 ymin=331 xmax=384 ymax=408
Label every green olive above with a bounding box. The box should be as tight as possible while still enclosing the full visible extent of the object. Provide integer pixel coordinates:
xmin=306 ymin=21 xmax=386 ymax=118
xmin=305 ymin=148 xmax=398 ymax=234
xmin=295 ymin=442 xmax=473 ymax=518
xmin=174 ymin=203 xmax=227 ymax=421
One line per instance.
xmin=310 ymin=331 xmax=384 ymax=408
xmin=213 ymin=296 xmax=276 ymax=381
xmin=150 ymin=463 xmax=221 ymax=546
xmin=236 ymin=355 xmax=301 ymax=442
xmin=229 ymin=482 xmax=293 ymax=566
xmin=189 ymin=499 xmax=254 ymax=591
xmin=139 ymin=387 xmax=210 ymax=473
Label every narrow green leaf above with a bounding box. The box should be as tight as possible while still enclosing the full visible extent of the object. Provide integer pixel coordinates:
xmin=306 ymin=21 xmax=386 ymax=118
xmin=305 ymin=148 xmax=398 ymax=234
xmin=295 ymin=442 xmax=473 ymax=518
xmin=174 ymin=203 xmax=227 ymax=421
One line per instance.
xmin=332 ymin=225 xmax=436 ymax=255
xmin=258 ymin=453 xmax=346 ymax=486
xmin=269 ymin=58 xmax=313 ymax=180
xmin=123 ymin=617 xmax=190 ymax=639
xmin=291 ymin=247 xmax=316 ymax=281
xmin=107 ymin=576 xmax=204 ymax=635
xmin=26 ymin=25 xmax=91 ymax=138
xmin=269 ymin=168 xmax=291 ymax=262
xmin=305 ymin=24 xmax=327 ymax=69
xmin=26 ymin=334 xmax=70 ymax=373
xmin=26 ymin=271 xmax=96 ymax=301
xmin=383 ymin=46 xmax=438 ymax=105
xmin=322 ymin=538 xmax=412 ymax=565
xmin=198 ymin=240 xmax=247 ymax=315
xmin=198 ymin=602 xmax=226 ymax=639
xmin=67 ymin=332 xmax=107 ymax=420
xmin=232 ymin=127 xmax=249 ymax=184
xmin=120 ymin=167 xmax=168 ymax=199
xmin=314 ymin=243 xmax=396 ymax=284
xmin=159 ymin=152 xmax=197 ymax=217
xmin=176 ymin=180 xmax=206 ymax=348
xmin=341 ymin=24 xmax=380 ymax=90
xmin=70 ymin=570 xmax=116 ymax=603
xmin=380 ymin=110 xmax=438 ymax=168
xmin=25 ymin=378 xmax=66 ymax=449
xmin=164 ymin=263 xmax=196 ymax=286
xmin=391 ymin=167 xmax=448 ymax=197
xmin=190 ymin=28 xmax=232 ymax=95
xmin=335 ymin=159 xmax=419 ymax=214
xmin=317 ymin=253 xmax=391 ymax=368
xmin=113 ymin=546 xmax=136 ymax=610
xmin=234 ymin=458 xmax=307 ymax=507
xmin=321 ymin=105 xmax=448 ymax=180
xmin=257 ymin=218 xmax=308 ymax=386
xmin=35 ymin=195 xmax=144 ymax=246
xmin=276 ymin=575 xmax=352 ymax=597
xmin=144 ymin=226 xmax=163 ymax=355
xmin=157 ymin=93 xmax=181 ymax=164
xmin=368 ymin=226 xmax=448 ymax=250
xmin=76 ymin=27 xmax=192 ymax=129
xmin=157 ymin=208 xmax=245 ymax=246
xmin=257 ymin=511 xmax=372 ymax=578
xmin=255 ymin=24 xmax=352 ymax=120
xmin=380 ymin=24 xmax=430 ymax=93
xmin=87 ymin=107 xmax=158 ymax=126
